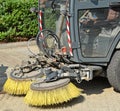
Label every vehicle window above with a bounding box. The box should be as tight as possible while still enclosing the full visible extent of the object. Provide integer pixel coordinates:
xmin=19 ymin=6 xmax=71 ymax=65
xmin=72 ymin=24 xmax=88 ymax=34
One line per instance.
xmin=78 ymin=7 xmax=120 ymax=57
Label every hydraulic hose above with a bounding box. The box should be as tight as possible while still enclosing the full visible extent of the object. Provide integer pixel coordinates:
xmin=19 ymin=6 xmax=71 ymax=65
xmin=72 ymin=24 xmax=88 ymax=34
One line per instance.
xmin=36 ymin=29 xmax=60 ymax=58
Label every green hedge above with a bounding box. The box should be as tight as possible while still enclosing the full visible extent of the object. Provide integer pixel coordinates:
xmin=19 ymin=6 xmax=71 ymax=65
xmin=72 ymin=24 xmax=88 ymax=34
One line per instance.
xmin=0 ymin=0 xmax=38 ymax=42
xmin=0 ymin=0 xmax=57 ymax=42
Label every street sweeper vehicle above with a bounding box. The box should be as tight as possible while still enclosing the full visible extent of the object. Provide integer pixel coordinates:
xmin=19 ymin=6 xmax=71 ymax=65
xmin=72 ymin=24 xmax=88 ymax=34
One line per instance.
xmin=3 ymin=0 xmax=120 ymax=106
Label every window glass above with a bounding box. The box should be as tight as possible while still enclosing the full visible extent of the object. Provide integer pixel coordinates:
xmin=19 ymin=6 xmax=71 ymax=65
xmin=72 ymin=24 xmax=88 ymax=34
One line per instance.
xmin=79 ymin=7 xmax=120 ymax=57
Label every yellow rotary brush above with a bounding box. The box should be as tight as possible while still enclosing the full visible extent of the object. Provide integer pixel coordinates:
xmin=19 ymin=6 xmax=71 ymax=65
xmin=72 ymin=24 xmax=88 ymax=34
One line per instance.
xmin=24 ymin=78 xmax=81 ymax=106
xmin=3 ymin=69 xmax=41 ymax=95
xmin=3 ymin=78 xmax=31 ymax=95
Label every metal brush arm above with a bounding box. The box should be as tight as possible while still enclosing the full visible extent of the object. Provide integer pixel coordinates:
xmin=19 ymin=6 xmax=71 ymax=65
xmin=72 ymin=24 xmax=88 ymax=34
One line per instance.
xmin=44 ymin=65 xmax=81 ymax=83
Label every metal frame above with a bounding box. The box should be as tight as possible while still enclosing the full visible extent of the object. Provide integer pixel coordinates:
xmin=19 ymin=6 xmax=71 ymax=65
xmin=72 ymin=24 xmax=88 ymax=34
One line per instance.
xmin=69 ymin=0 xmax=120 ymax=65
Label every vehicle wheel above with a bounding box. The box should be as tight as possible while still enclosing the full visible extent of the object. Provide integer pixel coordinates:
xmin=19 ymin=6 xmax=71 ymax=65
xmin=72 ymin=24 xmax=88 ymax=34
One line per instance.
xmin=107 ymin=50 xmax=120 ymax=92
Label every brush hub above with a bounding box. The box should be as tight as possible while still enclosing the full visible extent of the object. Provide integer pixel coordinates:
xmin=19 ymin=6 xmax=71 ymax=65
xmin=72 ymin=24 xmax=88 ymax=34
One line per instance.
xmin=31 ymin=78 xmax=70 ymax=91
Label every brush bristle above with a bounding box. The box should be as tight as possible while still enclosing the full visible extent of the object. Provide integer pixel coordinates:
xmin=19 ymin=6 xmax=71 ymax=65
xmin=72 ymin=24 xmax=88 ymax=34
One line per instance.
xmin=3 ymin=78 xmax=32 ymax=95
xmin=24 ymin=82 xmax=81 ymax=106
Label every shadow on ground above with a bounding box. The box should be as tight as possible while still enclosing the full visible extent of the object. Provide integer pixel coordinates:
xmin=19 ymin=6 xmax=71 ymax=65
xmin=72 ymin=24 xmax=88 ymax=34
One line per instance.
xmin=0 ymin=64 xmax=8 ymax=91
xmin=75 ymin=77 xmax=111 ymax=95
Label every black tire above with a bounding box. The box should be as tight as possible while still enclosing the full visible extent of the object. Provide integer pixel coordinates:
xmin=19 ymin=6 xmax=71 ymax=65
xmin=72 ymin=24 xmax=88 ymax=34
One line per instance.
xmin=107 ymin=50 xmax=120 ymax=92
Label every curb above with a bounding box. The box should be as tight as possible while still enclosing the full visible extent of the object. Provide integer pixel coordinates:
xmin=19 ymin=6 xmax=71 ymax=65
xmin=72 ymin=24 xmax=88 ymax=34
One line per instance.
xmin=0 ymin=41 xmax=36 ymax=49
